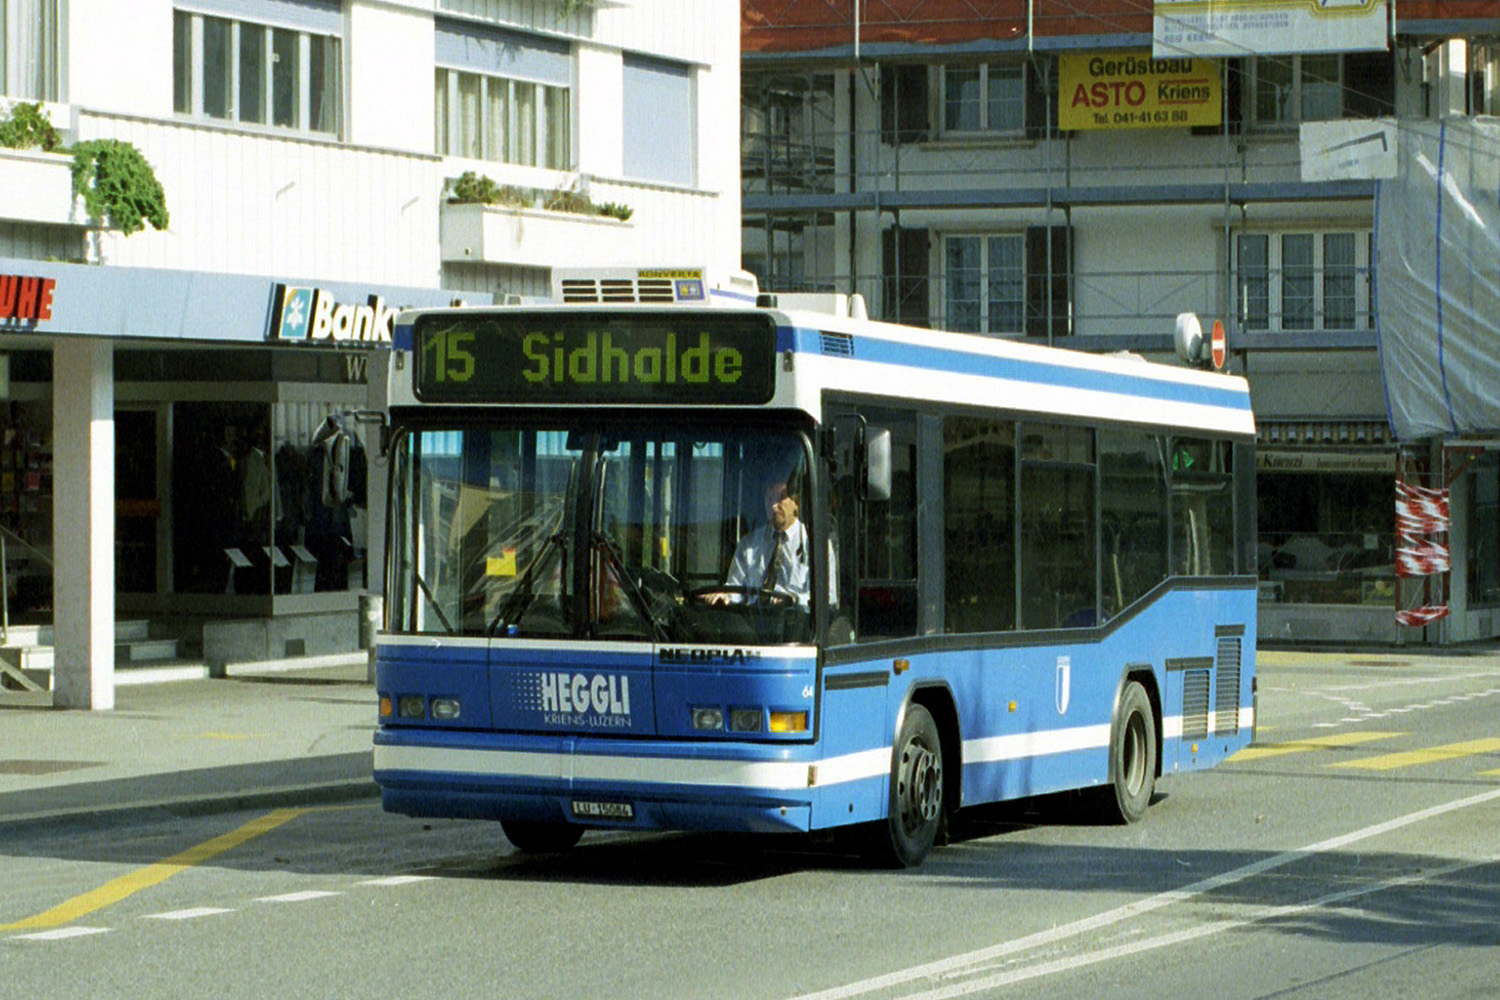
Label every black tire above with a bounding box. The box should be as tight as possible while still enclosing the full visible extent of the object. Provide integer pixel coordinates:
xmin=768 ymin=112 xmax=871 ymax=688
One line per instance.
xmin=1098 ymin=680 xmax=1157 ymax=824
xmin=867 ymin=703 xmax=944 ymax=868
xmin=500 ymin=819 xmax=585 ymax=853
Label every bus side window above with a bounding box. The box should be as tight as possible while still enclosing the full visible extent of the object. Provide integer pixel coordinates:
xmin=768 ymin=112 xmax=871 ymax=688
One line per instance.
xmin=859 ymin=413 xmax=919 ymax=642
xmin=943 ymin=416 xmax=1016 ymax=634
xmin=1019 ymin=423 xmax=1097 ymax=630
xmin=1099 ymin=429 xmax=1168 ymax=620
xmin=1170 ymin=437 xmax=1234 ymax=576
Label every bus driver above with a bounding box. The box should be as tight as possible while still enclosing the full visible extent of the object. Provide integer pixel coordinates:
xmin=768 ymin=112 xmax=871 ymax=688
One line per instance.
xmin=723 ymin=475 xmax=811 ymax=605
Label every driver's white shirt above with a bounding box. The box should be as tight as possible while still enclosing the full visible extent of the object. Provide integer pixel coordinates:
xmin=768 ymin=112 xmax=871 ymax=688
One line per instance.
xmin=726 ymin=520 xmax=810 ymax=605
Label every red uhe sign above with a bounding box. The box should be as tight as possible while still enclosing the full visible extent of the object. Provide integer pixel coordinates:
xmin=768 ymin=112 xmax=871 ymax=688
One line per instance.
xmin=0 ymin=274 xmax=57 ymax=323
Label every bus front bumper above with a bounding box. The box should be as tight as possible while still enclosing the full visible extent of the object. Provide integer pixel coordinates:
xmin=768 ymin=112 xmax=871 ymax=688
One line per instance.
xmin=372 ymin=729 xmax=889 ymax=835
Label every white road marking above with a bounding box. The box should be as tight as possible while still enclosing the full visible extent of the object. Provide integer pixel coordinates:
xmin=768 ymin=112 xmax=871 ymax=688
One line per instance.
xmin=9 ymin=926 xmax=110 ymax=941
xmin=905 ymin=854 xmax=1496 ymax=999
xmin=787 ymin=785 xmax=1500 ymax=1000
xmin=359 ymin=875 xmax=436 ymax=886
xmin=143 ymin=907 xmax=235 ymax=921
xmin=256 ymin=890 xmax=342 ymax=904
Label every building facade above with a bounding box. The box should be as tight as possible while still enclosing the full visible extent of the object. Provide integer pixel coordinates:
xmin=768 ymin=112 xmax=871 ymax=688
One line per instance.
xmin=740 ymin=0 xmax=1499 ymax=646
xmin=0 ymin=0 xmax=741 ymax=708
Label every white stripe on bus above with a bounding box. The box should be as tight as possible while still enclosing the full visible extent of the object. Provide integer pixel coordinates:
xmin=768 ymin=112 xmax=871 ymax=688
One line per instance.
xmin=374 ymin=744 xmax=889 ymax=791
xmin=377 ymin=707 xmax=1257 ymax=793
xmin=795 ymin=355 xmax=1254 ymax=437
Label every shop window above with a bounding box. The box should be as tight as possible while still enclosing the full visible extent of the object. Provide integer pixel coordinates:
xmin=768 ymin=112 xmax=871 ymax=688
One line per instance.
xmin=1258 ymin=467 xmax=1394 ymax=606
xmin=172 ymin=402 xmax=368 ymax=596
xmin=173 ymin=4 xmax=342 ymax=137
xmin=0 ymin=396 xmax=53 ymax=613
xmin=1468 ymin=457 xmax=1500 ymax=606
xmin=2 ymin=0 xmax=60 ymax=101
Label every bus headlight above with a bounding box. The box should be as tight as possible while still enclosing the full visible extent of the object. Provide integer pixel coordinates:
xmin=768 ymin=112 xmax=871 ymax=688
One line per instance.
xmin=691 ymin=707 xmax=724 ymax=731
xmin=769 ymin=711 xmax=808 ymax=733
xmin=431 ymin=698 xmax=461 ymax=720
xmin=729 ymin=708 xmax=763 ymax=733
xmin=398 ymin=695 xmax=426 ymax=719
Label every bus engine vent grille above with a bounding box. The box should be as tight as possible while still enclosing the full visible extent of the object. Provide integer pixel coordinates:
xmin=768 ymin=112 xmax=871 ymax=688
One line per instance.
xmin=599 ymin=279 xmax=639 ymax=302
xmin=1214 ymin=636 xmax=1242 ymax=735
xmin=559 ymin=278 xmax=678 ymax=303
xmin=559 ymin=279 xmax=600 ymax=303
xmin=819 ymin=332 xmax=855 ymax=357
xmin=636 ymin=279 xmax=677 ymax=302
xmin=1182 ymin=669 xmax=1210 ymax=740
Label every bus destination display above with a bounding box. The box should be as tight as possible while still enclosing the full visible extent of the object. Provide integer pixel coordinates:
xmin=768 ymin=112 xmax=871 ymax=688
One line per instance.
xmin=414 ymin=312 xmax=777 ymax=405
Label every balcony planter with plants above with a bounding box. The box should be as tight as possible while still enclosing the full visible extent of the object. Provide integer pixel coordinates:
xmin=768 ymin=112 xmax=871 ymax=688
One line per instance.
xmin=439 ymin=171 xmax=633 ymax=267
xmin=0 ymin=102 xmax=168 ymax=235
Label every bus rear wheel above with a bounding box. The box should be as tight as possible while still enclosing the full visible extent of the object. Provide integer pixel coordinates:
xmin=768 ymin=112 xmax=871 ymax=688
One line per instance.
xmin=501 ymin=819 xmax=585 ymax=853
xmin=867 ymin=703 xmax=944 ymax=868
xmin=1098 ymin=680 xmax=1157 ymax=824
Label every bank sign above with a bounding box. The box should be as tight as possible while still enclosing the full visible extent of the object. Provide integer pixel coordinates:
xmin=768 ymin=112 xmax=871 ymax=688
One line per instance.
xmin=1059 ymin=54 xmax=1221 ymax=131
xmin=269 ymin=283 xmax=402 ymax=344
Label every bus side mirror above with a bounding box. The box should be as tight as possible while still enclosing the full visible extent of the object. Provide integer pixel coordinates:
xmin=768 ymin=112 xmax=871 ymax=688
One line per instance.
xmin=864 ymin=427 xmax=891 ymax=502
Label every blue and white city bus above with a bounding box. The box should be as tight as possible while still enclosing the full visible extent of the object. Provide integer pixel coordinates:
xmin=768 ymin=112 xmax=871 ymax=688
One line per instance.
xmin=372 ymin=269 xmax=1256 ymax=867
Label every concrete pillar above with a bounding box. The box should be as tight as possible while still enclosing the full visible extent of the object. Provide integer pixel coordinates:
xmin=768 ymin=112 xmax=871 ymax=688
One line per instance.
xmin=52 ymin=339 xmax=115 ymax=711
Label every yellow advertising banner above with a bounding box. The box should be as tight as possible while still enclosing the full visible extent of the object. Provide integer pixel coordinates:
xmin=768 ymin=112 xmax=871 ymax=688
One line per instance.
xmin=1059 ymin=53 xmax=1221 ymax=131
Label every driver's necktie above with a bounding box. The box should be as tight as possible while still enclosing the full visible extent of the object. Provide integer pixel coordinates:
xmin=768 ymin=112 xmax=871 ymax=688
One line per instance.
xmin=761 ymin=530 xmax=787 ymax=591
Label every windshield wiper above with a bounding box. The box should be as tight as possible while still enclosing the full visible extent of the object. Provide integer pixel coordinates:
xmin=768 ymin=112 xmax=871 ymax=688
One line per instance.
xmin=414 ymin=571 xmax=455 ymax=634
xmin=489 ymin=531 xmax=570 ymax=636
xmin=591 ymin=532 xmax=667 ymax=642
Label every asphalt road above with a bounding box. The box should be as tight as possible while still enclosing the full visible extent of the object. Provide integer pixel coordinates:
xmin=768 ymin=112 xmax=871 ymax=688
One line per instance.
xmin=3 ymin=649 xmax=1498 ymax=1000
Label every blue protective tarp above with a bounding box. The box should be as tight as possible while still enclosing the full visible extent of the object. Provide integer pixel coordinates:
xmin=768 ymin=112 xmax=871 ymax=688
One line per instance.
xmin=1377 ymin=117 xmax=1500 ymax=441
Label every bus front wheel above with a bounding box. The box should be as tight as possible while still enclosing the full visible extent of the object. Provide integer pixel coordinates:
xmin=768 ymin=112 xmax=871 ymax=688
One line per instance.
xmin=1098 ymin=680 xmax=1157 ymax=824
xmin=867 ymin=703 xmax=944 ymax=868
xmin=501 ymin=819 xmax=585 ymax=853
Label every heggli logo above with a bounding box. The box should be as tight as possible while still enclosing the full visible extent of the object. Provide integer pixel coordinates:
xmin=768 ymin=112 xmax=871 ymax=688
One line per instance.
xmin=518 ymin=671 xmax=635 ymax=729
xmin=0 ymin=275 xmax=56 ymax=324
xmin=540 ymin=672 xmax=632 ymax=716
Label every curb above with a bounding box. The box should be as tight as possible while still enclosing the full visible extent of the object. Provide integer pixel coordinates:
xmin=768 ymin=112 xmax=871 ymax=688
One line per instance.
xmin=0 ymin=778 xmax=380 ymax=833
xmin=222 ymin=651 xmax=371 ymax=678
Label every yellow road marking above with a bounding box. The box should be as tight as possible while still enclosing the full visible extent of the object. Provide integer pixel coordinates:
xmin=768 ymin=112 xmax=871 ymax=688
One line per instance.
xmin=0 ymin=809 xmax=305 ymax=932
xmin=1329 ymin=738 xmax=1500 ymax=772
xmin=1230 ymin=731 xmax=1402 ymax=762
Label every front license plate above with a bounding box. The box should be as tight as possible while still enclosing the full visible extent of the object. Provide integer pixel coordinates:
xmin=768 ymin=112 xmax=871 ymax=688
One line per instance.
xmin=571 ymin=800 xmax=634 ymax=820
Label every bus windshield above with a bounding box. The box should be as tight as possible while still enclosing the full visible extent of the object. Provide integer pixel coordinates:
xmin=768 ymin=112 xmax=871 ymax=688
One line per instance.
xmin=387 ymin=421 xmax=818 ymax=645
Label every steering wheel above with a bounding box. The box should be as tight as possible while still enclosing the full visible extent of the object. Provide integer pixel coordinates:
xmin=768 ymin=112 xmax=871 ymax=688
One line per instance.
xmin=687 ymin=585 xmax=796 ymax=609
